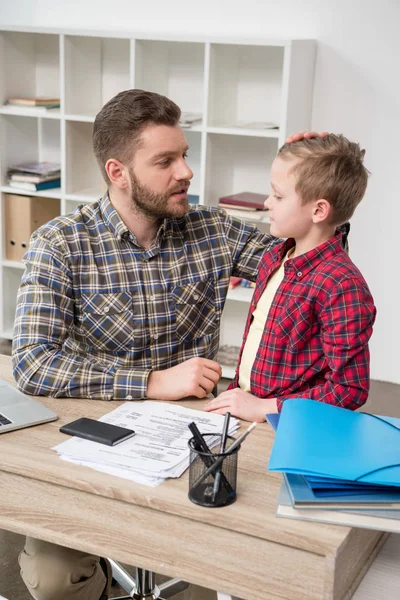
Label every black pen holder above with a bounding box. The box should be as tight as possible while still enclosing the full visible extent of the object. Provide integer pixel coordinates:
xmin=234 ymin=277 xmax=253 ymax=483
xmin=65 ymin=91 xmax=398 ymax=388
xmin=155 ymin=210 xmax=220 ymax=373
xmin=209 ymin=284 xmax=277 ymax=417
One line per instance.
xmin=188 ymin=433 xmax=240 ymax=508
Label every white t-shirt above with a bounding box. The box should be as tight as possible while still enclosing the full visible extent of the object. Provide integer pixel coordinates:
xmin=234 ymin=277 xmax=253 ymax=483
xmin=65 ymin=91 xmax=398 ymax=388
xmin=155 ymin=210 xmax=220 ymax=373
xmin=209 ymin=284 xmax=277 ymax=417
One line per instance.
xmin=238 ymin=249 xmax=293 ymax=392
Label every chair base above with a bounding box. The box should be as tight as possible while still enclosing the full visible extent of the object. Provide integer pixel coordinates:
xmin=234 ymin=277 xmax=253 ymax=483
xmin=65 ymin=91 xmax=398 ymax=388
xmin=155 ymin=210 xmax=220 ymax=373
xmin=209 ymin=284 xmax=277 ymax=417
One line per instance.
xmin=109 ymin=560 xmax=189 ymax=600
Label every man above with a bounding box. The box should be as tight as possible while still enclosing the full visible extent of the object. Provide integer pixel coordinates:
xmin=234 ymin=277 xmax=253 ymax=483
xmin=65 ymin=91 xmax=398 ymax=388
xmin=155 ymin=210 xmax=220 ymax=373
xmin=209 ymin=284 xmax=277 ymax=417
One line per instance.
xmin=12 ymin=88 xmax=328 ymax=599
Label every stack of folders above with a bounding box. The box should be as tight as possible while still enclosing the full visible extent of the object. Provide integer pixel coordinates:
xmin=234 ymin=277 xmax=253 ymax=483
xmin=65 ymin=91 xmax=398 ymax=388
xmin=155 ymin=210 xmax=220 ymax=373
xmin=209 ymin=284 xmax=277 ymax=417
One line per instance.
xmin=54 ymin=401 xmax=239 ymax=487
xmin=266 ymin=400 xmax=400 ymax=532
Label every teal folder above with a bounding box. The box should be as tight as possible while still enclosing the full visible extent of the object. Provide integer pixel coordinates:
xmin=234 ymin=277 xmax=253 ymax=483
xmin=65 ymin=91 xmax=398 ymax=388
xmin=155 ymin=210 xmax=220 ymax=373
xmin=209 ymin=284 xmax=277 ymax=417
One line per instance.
xmin=268 ymin=399 xmax=400 ymax=487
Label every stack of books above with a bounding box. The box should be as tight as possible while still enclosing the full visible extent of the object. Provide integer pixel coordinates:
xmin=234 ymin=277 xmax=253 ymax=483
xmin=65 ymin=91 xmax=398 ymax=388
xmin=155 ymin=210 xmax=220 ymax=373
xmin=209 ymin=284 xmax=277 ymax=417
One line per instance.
xmin=267 ymin=400 xmax=400 ymax=532
xmin=6 ymin=96 xmax=60 ymax=110
xmin=179 ymin=112 xmax=202 ymax=128
xmin=219 ymin=191 xmax=269 ymax=222
xmin=7 ymin=161 xmax=61 ymax=192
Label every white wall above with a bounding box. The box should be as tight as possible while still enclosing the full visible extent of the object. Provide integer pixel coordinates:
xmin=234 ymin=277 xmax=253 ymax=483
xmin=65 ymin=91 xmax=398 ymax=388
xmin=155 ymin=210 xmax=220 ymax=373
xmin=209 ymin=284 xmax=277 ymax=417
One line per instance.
xmin=1 ymin=0 xmax=399 ymax=384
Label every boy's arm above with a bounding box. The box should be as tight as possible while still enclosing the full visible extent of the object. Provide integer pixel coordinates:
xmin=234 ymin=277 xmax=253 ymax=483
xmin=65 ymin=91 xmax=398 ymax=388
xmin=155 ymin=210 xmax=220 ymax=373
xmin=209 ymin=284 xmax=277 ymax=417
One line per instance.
xmin=276 ymin=277 xmax=376 ymax=411
xmin=12 ymin=234 xmax=151 ymax=400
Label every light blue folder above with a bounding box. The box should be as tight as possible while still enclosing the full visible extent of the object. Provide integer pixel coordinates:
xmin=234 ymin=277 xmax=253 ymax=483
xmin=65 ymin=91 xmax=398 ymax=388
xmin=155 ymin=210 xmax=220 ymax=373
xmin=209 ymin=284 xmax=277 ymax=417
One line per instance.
xmin=268 ymin=399 xmax=400 ymax=487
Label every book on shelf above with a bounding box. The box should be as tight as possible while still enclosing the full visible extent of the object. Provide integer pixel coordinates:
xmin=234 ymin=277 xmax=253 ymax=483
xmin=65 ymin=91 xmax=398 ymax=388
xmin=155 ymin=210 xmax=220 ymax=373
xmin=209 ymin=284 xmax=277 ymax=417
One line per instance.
xmin=276 ymin=479 xmax=400 ymax=532
xmin=220 ymin=205 xmax=269 ymax=222
xmin=9 ymin=172 xmax=60 ymax=184
xmin=219 ymin=192 xmax=268 ymax=210
xmin=8 ymin=179 xmax=61 ymax=192
xmin=7 ymin=96 xmax=60 ymax=107
xmin=179 ymin=112 xmax=202 ymax=128
xmin=8 ymin=161 xmax=61 ymax=176
xmin=236 ymin=121 xmax=279 ymax=130
xmin=229 ymin=277 xmax=242 ymax=289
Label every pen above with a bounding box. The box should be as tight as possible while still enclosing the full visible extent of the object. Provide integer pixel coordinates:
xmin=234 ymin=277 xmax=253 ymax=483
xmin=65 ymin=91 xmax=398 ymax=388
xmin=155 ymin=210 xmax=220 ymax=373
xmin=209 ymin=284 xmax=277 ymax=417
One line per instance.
xmin=211 ymin=412 xmax=231 ymax=503
xmin=191 ymin=422 xmax=257 ymax=492
xmin=188 ymin=421 xmax=234 ymax=495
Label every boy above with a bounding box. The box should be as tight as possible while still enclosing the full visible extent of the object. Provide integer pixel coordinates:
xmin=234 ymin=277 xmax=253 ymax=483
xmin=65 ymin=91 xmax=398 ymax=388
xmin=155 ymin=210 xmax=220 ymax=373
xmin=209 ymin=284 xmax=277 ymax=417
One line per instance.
xmin=205 ymin=134 xmax=376 ymax=422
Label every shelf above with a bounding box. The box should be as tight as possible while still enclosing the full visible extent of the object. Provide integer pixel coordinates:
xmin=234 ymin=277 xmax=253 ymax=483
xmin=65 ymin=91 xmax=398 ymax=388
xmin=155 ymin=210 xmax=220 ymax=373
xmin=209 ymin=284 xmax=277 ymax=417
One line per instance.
xmin=0 ymin=186 xmax=62 ymax=199
xmin=207 ymin=126 xmax=280 ymax=139
xmin=208 ymin=43 xmax=284 ymax=129
xmin=0 ymin=31 xmax=60 ymax=107
xmin=0 ymin=28 xmax=315 ymax=359
xmin=2 ymin=260 xmax=25 ymax=270
xmin=65 ymin=114 xmax=96 ymax=123
xmin=205 ymin=133 xmax=277 ymax=206
xmin=0 ymin=105 xmax=61 ymax=119
xmin=227 ymin=286 xmax=254 ymax=303
xmin=65 ymin=121 xmax=104 ymax=197
xmin=0 ymin=114 xmax=61 ymax=183
xmin=65 ymin=36 xmax=130 ymax=116
xmin=65 ymin=188 xmax=104 ymax=203
xmin=135 ymin=40 xmax=205 ymax=116
xmin=0 ymin=329 xmax=13 ymax=340
xmin=2 ymin=266 xmax=24 ymax=336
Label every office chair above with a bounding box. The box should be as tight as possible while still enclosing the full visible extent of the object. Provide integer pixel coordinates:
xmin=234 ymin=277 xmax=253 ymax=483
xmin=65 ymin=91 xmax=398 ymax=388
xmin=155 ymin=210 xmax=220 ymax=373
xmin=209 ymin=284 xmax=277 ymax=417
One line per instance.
xmin=109 ymin=560 xmax=189 ymax=599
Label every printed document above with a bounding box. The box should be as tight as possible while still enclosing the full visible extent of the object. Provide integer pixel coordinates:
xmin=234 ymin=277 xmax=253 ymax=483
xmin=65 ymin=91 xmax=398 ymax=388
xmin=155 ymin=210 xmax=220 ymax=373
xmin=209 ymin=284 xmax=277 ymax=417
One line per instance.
xmin=54 ymin=401 xmax=239 ymax=486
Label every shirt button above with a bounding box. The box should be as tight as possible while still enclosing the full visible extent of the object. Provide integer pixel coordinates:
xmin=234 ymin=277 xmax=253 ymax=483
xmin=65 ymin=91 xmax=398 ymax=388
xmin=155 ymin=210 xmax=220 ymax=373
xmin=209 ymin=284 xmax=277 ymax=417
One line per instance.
xmin=297 ymin=271 xmax=302 ymax=277
xmin=193 ymin=294 xmax=199 ymax=301
xmin=104 ymin=306 xmax=110 ymax=313
xmin=126 ymin=395 xmax=133 ymax=400
xmin=152 ymin=334 xmax=159 ymax=340
xmin=149 ymin=295 xmax=156 ymax=302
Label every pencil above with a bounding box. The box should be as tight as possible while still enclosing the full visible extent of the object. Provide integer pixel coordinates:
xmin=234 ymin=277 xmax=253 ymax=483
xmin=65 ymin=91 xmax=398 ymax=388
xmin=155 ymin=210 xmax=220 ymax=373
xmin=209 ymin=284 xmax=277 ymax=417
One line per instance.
xmin=191 ymin=422 xmax=257 ymax=492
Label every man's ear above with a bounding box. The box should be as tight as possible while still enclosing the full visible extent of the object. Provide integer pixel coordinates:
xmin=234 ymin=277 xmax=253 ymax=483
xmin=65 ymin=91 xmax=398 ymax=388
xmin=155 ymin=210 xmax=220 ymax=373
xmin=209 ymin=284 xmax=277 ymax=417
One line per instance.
xmin=312 ymin=199 xmax=332 ymax=224
xmin=105 ymin=158 xmax=129 ymax=189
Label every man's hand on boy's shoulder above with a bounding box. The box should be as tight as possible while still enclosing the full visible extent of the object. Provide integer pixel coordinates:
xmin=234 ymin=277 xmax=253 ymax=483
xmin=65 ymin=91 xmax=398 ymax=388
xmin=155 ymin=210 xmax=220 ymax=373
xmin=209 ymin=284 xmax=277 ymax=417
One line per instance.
xmin=285 ymin=130 xmax=329 ymax=144
xmin=204 ymin=388 xmax=278 ymax=422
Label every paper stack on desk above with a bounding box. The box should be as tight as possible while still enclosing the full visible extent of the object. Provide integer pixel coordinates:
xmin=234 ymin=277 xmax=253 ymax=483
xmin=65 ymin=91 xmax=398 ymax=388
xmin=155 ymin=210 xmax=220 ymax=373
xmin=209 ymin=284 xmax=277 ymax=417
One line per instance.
xmin=54 ymin=402 xmax=239 ymax=486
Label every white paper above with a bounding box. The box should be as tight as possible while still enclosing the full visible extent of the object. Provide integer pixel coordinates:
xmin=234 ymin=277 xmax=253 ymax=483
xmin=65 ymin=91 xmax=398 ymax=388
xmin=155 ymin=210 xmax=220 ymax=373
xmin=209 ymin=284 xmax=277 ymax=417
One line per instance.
xmin=54 ymin=402 xmax=239 ymax=486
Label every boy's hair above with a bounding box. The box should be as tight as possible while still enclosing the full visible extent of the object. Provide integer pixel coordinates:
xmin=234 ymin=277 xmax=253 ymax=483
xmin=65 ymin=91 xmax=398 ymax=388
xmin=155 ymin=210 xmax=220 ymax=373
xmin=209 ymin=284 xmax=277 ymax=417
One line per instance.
xmin=278 ymin=134 xmax=369 ymax=225
xmin=93 ymin=89 xmax=181 ymax=184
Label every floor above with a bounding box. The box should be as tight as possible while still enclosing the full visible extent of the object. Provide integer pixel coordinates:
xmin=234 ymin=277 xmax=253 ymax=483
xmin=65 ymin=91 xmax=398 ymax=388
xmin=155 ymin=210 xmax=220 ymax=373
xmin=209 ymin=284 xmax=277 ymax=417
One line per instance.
xmin=1 ymin=337 xmax=399 ymax=599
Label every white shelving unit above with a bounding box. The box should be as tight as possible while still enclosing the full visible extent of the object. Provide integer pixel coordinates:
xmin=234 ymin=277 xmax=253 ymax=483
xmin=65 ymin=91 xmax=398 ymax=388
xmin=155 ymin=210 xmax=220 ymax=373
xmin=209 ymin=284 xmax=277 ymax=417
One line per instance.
xmin=0 ymin=27 xmax=316 ymax=377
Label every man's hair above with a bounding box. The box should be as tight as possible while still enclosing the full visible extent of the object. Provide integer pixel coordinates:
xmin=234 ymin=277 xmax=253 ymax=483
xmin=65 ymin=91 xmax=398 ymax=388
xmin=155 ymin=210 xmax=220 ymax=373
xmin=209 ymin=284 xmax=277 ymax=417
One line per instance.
xmin=93 ymin=89 xmax=181 ymax=184
xmin=277 ymin=134 xmax=369 ymax=225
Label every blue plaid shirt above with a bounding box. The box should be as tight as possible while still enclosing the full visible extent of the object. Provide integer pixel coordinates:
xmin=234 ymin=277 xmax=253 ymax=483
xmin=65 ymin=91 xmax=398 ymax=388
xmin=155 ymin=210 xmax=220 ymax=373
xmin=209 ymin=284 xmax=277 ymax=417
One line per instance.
xmin=12 ymin=193 xmax=273 ymax=400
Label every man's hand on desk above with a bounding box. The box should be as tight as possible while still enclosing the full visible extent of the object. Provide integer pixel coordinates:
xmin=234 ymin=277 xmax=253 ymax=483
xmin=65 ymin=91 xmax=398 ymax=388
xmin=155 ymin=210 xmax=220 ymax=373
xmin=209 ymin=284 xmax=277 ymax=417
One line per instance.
xmin=147 ymin=357 xmax=222 ymax=401
xmin=204 ymin=388 xmax=278 ymax=422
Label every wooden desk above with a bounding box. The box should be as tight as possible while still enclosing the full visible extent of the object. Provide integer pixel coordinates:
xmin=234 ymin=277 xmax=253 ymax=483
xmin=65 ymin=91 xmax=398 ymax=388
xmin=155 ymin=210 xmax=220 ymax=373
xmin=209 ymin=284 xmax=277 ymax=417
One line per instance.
xmin=0 ymin=355 xmax=386 ymax=600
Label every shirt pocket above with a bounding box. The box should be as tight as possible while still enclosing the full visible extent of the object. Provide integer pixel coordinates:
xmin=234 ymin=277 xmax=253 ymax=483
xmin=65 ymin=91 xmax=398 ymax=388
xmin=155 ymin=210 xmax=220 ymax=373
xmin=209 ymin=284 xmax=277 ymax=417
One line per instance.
xmin=273 ymin=298 xmax=317 ymax=350
xmin=172 ymin=279 xmax=217 ymax=342
xmin=76 ymin=292 xmax=134 ymax=353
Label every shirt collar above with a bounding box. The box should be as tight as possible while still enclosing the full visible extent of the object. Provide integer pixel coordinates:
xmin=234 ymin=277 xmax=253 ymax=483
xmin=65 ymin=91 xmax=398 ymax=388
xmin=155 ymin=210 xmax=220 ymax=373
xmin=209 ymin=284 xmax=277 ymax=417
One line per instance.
xmin=280 ymin=231 xmax=345 ymax=279
xmin=99 ymin=191 xmax=169 ymax=246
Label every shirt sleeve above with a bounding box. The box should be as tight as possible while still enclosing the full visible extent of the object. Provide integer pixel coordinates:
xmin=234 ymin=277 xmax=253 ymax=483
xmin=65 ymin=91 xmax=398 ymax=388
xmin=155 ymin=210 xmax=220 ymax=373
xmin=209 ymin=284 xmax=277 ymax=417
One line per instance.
xmin=276 ymin=277 xmax=376 ymax=411
xmin=12 ymin=233 xmax=150 ymax=400
xmin=218 ymin=208 xmax=276 ymax=282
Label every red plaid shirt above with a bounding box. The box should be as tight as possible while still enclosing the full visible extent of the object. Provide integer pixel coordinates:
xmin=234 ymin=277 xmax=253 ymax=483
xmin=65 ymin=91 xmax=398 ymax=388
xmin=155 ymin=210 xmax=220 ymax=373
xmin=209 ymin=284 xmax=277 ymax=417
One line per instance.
xmin=229 ymin=233 xmax=376 ymax=412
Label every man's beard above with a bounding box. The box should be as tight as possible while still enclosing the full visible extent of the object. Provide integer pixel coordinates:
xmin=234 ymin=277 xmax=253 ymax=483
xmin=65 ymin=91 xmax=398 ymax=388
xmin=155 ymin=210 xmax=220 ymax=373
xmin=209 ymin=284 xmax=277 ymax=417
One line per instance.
xmin=128 ymin=167 xmax=190 ymax=220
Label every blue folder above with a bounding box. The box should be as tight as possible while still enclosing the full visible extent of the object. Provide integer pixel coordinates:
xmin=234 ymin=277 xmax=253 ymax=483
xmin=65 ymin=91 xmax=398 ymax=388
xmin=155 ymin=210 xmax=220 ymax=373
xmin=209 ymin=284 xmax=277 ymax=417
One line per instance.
xmin=268 ymin=400 xmax=400 ymax=488
xmin=283 ymin=473 xmax=400 ymax=509
xmin=266 ymin=411 xmax=400 ymax=496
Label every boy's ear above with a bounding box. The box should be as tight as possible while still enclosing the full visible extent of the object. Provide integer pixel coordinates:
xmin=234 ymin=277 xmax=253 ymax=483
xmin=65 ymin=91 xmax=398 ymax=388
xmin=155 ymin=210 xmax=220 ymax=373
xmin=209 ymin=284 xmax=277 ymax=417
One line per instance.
xmin=312 ymin=199 xmax=332 ymax=224
xmin=105 ymin=158 xmax=130 ymax=189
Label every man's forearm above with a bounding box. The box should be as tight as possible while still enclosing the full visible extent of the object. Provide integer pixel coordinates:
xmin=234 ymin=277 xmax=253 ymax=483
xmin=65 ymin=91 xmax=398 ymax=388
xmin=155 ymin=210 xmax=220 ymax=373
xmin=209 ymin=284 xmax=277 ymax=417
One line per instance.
xmin=12 ymin=342 xmax=151 ymax=400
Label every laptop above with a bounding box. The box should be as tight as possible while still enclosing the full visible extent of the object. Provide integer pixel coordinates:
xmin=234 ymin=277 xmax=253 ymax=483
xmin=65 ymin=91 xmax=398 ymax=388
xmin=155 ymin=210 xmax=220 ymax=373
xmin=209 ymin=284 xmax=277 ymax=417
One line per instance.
xmin=0 ymin=377 xmax=57 ymax=433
